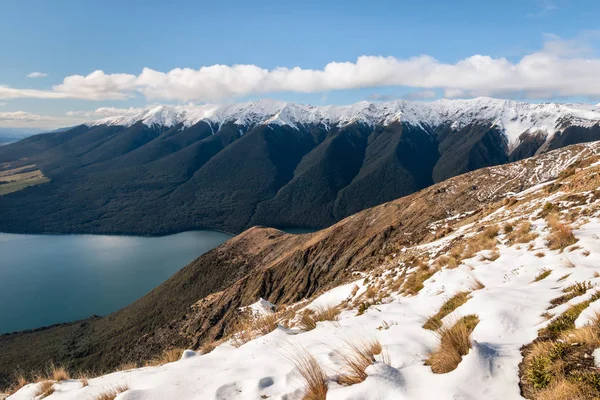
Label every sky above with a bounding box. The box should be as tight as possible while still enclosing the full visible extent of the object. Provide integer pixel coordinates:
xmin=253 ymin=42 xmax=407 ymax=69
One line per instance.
xmin=1 ymin=0 xmax=600 ymax=129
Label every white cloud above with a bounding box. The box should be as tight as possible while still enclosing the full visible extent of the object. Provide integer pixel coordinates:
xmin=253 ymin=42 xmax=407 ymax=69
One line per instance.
xmin=66 ymin=106 xmax=145 ymax=118
xmin=0 ymin=111 xmax=84 ymax=129
xmin=26 ymin=72 xmax=48 ymax=78
xmin=2 ymin=33 xmax=600 ymax=102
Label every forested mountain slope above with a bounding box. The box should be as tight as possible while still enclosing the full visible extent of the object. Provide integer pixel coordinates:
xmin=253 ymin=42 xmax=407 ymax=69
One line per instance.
xmin=0 ymin=98 xmax=599 ymax=234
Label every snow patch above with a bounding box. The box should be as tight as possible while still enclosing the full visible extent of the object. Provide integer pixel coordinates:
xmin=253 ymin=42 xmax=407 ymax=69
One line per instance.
xmin=86 ymin=98 xmax=600 ymax=150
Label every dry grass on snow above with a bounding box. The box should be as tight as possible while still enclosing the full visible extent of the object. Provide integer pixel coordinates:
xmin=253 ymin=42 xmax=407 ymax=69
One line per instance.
xmin=545 ymin=214 xmax=578 ymax=251
xmin=548 ymin=281 xmax=594 ymax=309
xmin=541 ymin=292 xmax=600 ymax=340
xmin=93 ymin=384 xmax=129 ymax=400
xmin=425 ymin=314 xmax=479 ymax=374
xmin=507 ymin=221 xmax=539 ymax=245
xmin=299 ymin=305 xmax=340 ymax=331
xmin=533 ymin=269 xmax=552 ymax=283
xmin=423 ymin=291 xmax=470 ymax=331
xmin=146 ymin=348 xmax=183 ymax=366
xmin=230 ymin=311 xmax=281 ymax=347
xmin=521 ymin=312 xmax=600 ymax=399
xmin=337 ymin=338 xmax=389 ymax=386
xmin=290 ymin=349 xmax=328 ymax=400
xmin=34 ymin=380 xmax=55 ymax=398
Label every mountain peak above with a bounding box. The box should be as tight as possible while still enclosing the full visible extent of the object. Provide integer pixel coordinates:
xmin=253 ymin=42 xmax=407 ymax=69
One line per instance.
xmin=87 ymin=98 xmax=600 ymax=148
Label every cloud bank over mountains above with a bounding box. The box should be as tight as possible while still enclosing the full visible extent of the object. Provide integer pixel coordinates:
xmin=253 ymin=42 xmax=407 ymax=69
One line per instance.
xmin=1 ymin=34 xmax=600 ymax=103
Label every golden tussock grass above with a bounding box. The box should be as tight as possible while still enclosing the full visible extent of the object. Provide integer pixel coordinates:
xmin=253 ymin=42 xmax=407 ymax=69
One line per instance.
xmin=48 ymin=363 xmax=69 ymax=381
xmin=92 ymin=384 xmax=129 ymax=400
xmin=507 ymin=221 xmax=538 ymax=244
xmin=117 ymin=361 xmax=138 ymax=371
xmin=299 ymin=305 xmax=340 ymax=332
xmin=534 ymin=378 xmax=591 ymax=400
xmin=34 ymin=380 xmax=55 ymax=398
xmin=545 ymin=214 xmax=578 ymax=251
xmin=463 ymin=226 xmax=499 ymax=259
xmin=521 ymin=311 xmax=600 ymax=399
xmin=199 ymin=341 xmax=217 ymax=354
xmin=147 ymin=348 xmax=183 ymax=366
xmin=533 ymin=269 xmax=552 ymax=283
xmin=561 ymin=325 xmax=600 ymax=347
xmin=425 ymin=314 xmax=479 ymax=374
xmin=470 ymin=278 xmax=485 ymax=291
xmin=8 ymin=373 xmax=28 ymax=395
xmin=401 ymin=265 xmax=436 ymax=295
xmin=549 ymin=281 xmax=594 ymax=308
xmin=423 ymin=292 xmax=470 ymax=331
xmin=337 ymin=338 xmax=388 ymax=386
xmin=230 ymin=311 xmax=281 ymax=347
xmin=289 ymin=349 xmax=328 ymax=400
xmin=542 ymin=292 xmax=600 ymax=339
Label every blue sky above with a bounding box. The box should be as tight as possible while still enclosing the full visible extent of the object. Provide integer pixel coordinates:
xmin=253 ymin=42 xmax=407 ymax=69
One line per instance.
xmin=1 ymin=0 xmax=600 ymax=129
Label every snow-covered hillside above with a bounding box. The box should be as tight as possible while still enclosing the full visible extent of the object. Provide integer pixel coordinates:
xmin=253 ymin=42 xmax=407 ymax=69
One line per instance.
xmin=8 ymin=148 xmax=600 ymax=399
xmin=88 ymin=98 xmax=600 ymax=150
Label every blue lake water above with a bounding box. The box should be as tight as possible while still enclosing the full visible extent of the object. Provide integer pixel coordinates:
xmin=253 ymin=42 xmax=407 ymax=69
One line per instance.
xmin=0 ymin=231 xmax=231 ymax=334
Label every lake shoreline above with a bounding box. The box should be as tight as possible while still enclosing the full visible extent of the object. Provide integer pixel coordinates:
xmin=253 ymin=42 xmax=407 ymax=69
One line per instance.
xmin=0 ymin=225 xmax=320 ymax=238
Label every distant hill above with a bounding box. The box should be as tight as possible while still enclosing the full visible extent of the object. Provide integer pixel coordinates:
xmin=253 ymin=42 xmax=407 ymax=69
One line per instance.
xmin=0 ymin=128 xmax=42 ymax=145
xmin=0 ymin=98 xmax=599 ymax=235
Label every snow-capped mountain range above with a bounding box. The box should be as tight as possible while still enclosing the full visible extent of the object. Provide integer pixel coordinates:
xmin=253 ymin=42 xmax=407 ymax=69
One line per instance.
xmin=89 ymin=97 xmax=600 ymax=148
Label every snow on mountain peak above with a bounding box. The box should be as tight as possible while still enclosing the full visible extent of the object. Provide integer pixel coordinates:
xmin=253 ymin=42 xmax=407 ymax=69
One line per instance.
xmin=87 ymin=98 xmax=600 ymax=148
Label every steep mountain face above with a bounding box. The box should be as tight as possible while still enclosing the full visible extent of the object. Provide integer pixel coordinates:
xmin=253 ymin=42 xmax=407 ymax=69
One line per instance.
xmin=0 ymin=98 xmax=599 ymax=234
xmin=1 ymin=141 xmax=599 ymax=389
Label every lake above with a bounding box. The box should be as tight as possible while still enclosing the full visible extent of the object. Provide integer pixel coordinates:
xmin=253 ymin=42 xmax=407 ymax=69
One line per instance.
xmin=0 ymin=231 xmax=231 ymax=334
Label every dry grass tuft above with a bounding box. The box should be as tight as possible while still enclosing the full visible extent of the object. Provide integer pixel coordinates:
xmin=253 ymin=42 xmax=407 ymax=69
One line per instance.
xmin=561 ymin=325 xmax=600 ymax=347
xmin=542 ymin=292 xmax=600 ymax=339
xmin=471 ymin=278 xmax=485 ymax=290
xmin=49 ymin=363 xmax=69 ymax=381
xmin=93 ymin=384 xmax=129 ymax=400
xmin=533 ymin=269 xmax=552 ymax=283
xmin=425 ymin=315 xmax=479 ymax=374
xmin=549 ymin=281 xmax=594 ymax=308
xmin=402 ymin=265 xmax=436 ymax=295
xmin=562 ymin=257 xmax=576 ymax=269
xmin=299 ymin=305 xmax=340 ymax=332
xmin=423 ymin=292 xmax=470 ymax=330
xmin=535 ymin=251 xmax=546 ymax=258
xmin=9 ymin=372 xmax=28 ymax=394
xmin=199 ymin=341 xmax=217 ymax=355
xmin=507 ymin=221 xmax=538 ymax=244
xmin=557 ymin=273 xmax=571 ymax=282
xmin=290 ymin=349 xmax=328 ymax=400
xmin=34 ymin=381 xmax=55 ymax=398
xmin=230 ymin=311 xmax=281 ymax=347
xmin=337 ymin=338 xmax=387 ymax=386
xmin=463 ymin=226 xmax=499 ymax=259
xmin=117 ymin=361 xmax=139 ymax=371
xmin=147 ymin=348 xmax=183 ymax=366
xmin=534 ymin=378 xmax=591 ymax=400
xmin=546 ymin=214 xmax=578 ymax=251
